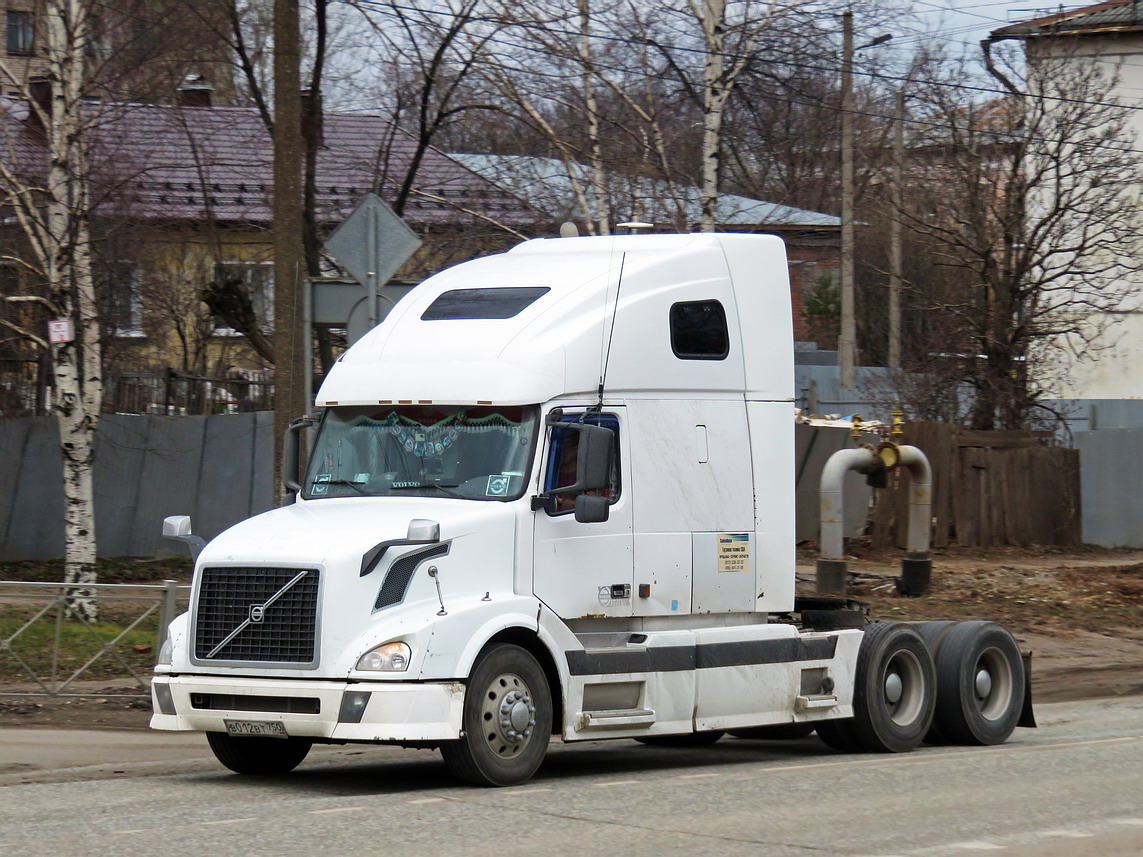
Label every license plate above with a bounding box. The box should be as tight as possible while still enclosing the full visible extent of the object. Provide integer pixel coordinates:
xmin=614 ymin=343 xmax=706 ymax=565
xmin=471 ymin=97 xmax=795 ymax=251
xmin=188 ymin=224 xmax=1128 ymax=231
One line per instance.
xmin=224 ymin=719 xmax=288 ymax=739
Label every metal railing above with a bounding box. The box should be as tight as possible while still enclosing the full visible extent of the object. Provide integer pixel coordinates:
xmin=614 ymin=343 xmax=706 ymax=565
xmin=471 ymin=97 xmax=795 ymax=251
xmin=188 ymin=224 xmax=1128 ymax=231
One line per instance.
xmin=0 ymin=580 xmax=191 ymax=698
xmin=0 ymin=363 xmax=276 ymax=416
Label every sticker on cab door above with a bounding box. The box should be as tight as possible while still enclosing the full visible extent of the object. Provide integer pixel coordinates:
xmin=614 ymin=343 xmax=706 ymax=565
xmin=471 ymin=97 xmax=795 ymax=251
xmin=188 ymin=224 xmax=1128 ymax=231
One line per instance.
xmin=717 ymin=533 xmax=751 ymax=573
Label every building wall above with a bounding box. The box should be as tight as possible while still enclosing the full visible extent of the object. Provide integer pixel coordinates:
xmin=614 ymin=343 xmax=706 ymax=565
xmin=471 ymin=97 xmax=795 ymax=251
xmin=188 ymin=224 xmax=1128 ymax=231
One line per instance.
xmin=786 ymin=243 xmax=841 ymax=343
xmin=0 ymin=0 xmax=40 ymax=94
xmin=1031 ymin=34 xmax=1143 ymax=401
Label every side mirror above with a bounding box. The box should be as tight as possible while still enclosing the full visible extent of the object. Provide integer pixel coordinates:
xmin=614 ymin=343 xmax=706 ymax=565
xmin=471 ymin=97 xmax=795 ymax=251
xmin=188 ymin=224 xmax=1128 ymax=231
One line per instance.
xmin=574 ymin=494 xmax=610 ymax=523
xmin=162 ymin=515 xmax=206 ymax=561
xmin=576 ymin=424 xmax=613 ymax=491
xmin=283 ymin=413 xmax=318 ymax=502
xmin=406 ymin=518 xmax=440 ymax=543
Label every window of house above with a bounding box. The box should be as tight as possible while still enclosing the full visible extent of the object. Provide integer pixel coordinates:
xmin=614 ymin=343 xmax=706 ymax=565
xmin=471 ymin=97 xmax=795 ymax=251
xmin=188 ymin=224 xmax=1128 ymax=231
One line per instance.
xmin=6 ymin=11 xmax=34 ymax=56
xmin=212 ymin=261 xmax=274 ymax=335
xmin=102 ymin=261 xmax=143 ymax=337
xmin=543 ymin=413 xmax=621 ymax=516
xmin=669 ymin=300 xmax=729 ymax=360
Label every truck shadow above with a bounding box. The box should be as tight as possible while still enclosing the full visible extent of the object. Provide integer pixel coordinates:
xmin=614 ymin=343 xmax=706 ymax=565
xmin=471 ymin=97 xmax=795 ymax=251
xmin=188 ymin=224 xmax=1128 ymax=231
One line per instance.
xmin=189 ymin=736 xmax=839 ymax=796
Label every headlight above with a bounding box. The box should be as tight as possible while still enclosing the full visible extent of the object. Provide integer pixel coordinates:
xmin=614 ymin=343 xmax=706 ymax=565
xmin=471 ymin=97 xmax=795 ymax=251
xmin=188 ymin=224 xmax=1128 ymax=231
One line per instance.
xmin=356 ymin=641 xmax=411 ymax=671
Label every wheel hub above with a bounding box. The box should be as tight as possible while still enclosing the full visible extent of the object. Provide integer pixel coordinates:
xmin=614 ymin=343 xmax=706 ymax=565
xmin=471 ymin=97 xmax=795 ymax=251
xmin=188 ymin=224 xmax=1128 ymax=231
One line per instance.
xmin=884 ymin=670 xmax=904 ymax=705
xmin=491 ymin=686 xmax=536 ymax=745
xmin=975 ymin=668 xmax=993 ymax=700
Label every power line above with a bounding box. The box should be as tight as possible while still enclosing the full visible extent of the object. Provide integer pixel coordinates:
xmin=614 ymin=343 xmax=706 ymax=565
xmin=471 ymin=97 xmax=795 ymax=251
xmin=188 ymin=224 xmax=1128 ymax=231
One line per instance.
xmin=351 ymin=0 xmax=1143 ymax=116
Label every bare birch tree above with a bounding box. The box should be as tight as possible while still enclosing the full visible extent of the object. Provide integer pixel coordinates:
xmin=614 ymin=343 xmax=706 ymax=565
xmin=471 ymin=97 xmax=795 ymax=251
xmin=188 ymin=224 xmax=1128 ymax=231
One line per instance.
xmin=896 ymin=48 xmax=1143 ymax=430
xmin=0 ymin=0 xmax=102 ymax=616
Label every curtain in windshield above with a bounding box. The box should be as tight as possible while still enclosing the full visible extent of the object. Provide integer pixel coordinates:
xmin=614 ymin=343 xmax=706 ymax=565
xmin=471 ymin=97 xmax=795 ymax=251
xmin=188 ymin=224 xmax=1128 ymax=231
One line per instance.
xmin=303 ymin=405 xmax=538 ymax=500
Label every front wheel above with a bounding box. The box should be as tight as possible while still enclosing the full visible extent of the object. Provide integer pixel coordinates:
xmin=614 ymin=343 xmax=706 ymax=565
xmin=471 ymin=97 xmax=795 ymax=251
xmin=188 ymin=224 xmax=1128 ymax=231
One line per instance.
xmin=206 ymin=732 xmax=313 ymax=775
xmin=441 ymin=643 xmax=553 ymax=787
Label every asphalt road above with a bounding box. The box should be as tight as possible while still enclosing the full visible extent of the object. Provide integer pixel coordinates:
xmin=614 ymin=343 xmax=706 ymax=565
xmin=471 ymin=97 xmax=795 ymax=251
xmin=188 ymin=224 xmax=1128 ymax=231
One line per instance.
xmin=1 ymin=697 xmax=1142 ymax=857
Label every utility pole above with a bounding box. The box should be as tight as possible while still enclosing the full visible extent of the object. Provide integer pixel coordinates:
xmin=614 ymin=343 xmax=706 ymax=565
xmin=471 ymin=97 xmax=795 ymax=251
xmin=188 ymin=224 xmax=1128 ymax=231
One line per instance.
xmin=839 ymin=10 xmax=856 ymax=388
xmin=889 ymin=88 xmax=904 ymax=369
xmin=273 ymin=0 xmax=307 ymax=499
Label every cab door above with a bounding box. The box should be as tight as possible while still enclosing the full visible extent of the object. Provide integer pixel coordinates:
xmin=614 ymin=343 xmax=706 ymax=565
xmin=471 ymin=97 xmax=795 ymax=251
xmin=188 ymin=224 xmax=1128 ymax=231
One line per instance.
xmin=532 ymin=407 xmax=634 ymax=618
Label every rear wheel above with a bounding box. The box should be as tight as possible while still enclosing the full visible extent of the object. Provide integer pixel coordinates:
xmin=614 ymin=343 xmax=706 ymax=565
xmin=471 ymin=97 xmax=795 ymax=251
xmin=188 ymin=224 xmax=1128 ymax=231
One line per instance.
xmin=934 ymin=621 xmax=1024 ymax=745
xmin=914 ymin=621 xmax=959 ymax=743
xmin=205 ymin=732 xmax=313 ymax=775
xmin=849 ymin=622 xmax=936 ymax=753
xmin=441 ymin=643 xmax=553 ymax=787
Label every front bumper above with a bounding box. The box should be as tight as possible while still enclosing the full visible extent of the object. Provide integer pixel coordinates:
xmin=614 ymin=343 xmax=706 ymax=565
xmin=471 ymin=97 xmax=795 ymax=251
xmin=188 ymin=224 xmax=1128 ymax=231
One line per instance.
xmin=150 ymin=675 xmax=465 ymax=742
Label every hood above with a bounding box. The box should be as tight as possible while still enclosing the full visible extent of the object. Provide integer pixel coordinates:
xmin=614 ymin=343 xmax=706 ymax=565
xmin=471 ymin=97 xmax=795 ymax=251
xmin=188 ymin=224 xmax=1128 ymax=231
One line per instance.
xmin=190 ymin=497 xmax=520 ymax=676
xmin=201 ymin=496 xmax=511 ymax=568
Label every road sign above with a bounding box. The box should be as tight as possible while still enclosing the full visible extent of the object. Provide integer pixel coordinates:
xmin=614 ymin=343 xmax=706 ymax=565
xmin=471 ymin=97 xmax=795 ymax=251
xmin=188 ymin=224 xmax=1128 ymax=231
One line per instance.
xmin=47 ymin=319 xmax=73 ymax=344
xmin=324 ymin=193 xmax=422 ymax=332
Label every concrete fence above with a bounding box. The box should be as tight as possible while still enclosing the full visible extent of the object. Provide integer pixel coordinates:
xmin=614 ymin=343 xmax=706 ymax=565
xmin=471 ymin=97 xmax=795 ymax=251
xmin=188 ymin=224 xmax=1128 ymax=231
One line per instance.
xmin=0 ymin=412 xmax=275 ymax=560
xmin=0 ymin=413 xmax=869 ymax=560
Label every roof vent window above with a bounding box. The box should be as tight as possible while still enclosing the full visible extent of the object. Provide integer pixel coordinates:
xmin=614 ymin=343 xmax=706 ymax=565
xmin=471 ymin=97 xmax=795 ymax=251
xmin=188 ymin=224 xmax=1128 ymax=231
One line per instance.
xmin=421 ymin=287 xmax=550 ymax=320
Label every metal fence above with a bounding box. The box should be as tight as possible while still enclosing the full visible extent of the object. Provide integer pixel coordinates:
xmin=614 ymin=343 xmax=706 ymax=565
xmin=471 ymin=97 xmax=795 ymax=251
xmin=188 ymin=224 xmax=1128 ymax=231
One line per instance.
xmin=104 ymin=369 xmax=275 ymax=416
xmin=0 ymin=362 xmax=275 ymax=416
xmin=0 ymin=580 xmax=190 ymax=698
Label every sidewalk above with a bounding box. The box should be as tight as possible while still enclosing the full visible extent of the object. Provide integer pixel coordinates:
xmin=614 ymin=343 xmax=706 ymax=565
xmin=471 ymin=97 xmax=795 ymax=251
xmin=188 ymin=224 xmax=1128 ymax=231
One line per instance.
xmin=0 ymin=727 xmax=210 ymax=777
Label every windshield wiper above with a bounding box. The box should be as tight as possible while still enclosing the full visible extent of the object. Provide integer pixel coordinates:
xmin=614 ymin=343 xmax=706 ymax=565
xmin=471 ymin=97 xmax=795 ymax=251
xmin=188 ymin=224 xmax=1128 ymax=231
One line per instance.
xmin=388 ymin=483 xmax=465 ymax=499
xmin=319 ymin=479 xmax=369 ymax=496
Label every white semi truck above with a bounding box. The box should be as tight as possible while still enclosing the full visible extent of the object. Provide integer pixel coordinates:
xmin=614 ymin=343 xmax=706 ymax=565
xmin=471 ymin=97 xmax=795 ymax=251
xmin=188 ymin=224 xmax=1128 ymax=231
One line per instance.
xmin=152 ymin=232 xmax=1032 ymax=786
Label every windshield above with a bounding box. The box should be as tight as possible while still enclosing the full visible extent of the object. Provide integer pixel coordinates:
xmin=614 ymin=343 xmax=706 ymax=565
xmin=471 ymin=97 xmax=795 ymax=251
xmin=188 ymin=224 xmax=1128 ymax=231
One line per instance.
xmin=303 ymin=405 xmax=539 ymax=501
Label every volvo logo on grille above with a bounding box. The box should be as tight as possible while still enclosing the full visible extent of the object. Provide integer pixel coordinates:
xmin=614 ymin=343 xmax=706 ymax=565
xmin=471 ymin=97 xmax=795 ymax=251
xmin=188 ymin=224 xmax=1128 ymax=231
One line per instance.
xmin=249 ymin=604 xmax=266 ymax=623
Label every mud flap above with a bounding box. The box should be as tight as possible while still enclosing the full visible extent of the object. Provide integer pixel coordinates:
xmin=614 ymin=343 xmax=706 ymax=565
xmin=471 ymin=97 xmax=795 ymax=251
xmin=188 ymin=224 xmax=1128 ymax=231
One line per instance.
xmin=1018 ymin=650 xmax=1036 ymax=728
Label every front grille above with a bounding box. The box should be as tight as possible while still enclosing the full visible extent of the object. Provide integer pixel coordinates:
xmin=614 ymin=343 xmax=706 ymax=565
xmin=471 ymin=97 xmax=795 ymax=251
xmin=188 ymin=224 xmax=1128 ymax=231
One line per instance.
xmin=194 ymin=566 xmax=320 ymax=664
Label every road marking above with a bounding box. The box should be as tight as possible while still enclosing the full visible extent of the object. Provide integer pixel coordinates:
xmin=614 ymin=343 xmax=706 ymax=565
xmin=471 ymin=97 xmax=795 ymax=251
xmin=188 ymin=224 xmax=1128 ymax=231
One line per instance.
xmin=677 ymin=772 xmax=720 ymax=779
xmin=1041 ymin=829 xmax=1093 ymax=838
xmin=408 ymin=797 xmax=445 ymax=804
xmin=595 ymin=779 xmax=639 ymax=787
xmin=113 ymin=829 xmax=148 ymax=835
xmin=203 ymin=818 xmax=256 ymax=826
xmin=946 ymin=841 xmax=1004 ymax=850
xmin=309 ymin=807 xmax=361 ymax=815
xmin=1113 ymin=818 xmax=1143 ymax=827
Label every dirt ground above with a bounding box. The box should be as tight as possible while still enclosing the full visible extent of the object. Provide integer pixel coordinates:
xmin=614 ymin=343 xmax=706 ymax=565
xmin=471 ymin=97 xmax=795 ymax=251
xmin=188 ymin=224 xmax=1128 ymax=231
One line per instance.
xmin=2 ymin=544 xmax=1141 ymax=731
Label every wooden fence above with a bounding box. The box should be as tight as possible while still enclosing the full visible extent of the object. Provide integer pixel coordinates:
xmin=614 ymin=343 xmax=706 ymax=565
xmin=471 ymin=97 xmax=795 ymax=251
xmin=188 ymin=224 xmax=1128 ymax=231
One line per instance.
xmin=870 ymin=421 xmax=1081 ymax=548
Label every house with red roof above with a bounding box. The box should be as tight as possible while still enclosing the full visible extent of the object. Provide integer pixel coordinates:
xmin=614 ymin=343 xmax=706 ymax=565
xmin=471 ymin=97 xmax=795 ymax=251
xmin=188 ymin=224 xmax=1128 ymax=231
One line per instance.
xmin=0 ymin=80 xmax=545 ymax=398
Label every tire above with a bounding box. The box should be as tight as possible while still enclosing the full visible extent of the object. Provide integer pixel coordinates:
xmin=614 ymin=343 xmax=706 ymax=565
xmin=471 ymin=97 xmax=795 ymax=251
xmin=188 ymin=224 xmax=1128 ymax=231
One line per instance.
xmin=634 ymin=730 xmax=725 ymax=747
xmin=205 ymin=732 xmax=313 ymax=775
xmin=933 ymin=620 xmax=1024 ymax=746
xmin=441 ymin=643 xmax=553 ymax=787
xmin=815 ymin=718 xmax=863 ymax=752
xmin=914 ymin=620 xmax=958 ymax=653
xmin=849 ymin=622 xmax=936 ymax=753
xmin=728 ymin=723 xmax=816 ymax=740
xmin=913 ymin=621 xmax=959 ymax=744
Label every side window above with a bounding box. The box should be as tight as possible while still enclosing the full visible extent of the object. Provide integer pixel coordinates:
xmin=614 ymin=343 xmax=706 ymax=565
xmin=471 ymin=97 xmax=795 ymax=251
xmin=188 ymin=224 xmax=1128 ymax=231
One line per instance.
xmin=670 ymin=300 xmax=729 ymax=360
xmin=544 ymin=414 xmax=620 ymax=516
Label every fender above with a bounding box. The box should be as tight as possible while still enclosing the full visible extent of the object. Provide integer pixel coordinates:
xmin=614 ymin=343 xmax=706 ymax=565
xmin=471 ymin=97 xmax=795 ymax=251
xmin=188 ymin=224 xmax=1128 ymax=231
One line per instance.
xmin=421 ymin=596 xmax=546 ymax=680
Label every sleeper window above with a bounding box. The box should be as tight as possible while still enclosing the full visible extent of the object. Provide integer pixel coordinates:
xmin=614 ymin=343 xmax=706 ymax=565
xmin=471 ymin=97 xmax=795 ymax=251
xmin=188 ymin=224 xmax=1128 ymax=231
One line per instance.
xmin=670 ymin=300 xmax=729 ymax=360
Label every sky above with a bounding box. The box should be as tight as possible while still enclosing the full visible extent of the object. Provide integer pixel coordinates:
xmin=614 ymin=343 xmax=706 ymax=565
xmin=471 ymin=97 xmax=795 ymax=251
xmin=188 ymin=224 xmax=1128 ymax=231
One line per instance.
xmin=904 ymin=0 xmax=1076 ymax=49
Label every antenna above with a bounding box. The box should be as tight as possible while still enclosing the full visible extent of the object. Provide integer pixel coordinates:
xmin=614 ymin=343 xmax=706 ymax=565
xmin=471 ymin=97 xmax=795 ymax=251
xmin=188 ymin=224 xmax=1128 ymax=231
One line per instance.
xmin=596 ymin=252 xmax=627 ymax=411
